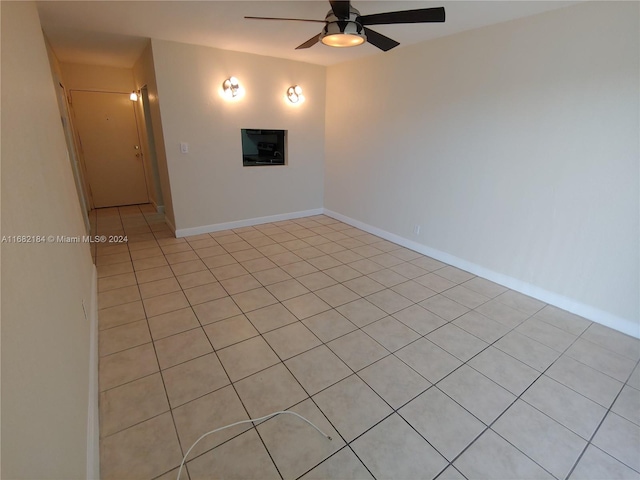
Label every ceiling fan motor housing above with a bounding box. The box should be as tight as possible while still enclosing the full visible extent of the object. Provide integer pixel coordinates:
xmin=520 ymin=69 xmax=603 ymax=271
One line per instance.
xmin=321 ymin=6 xmax=367 ymax=47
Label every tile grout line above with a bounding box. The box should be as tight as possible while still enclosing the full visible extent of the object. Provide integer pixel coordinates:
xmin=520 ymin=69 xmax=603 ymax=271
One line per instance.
xmin=123 ymin=205 xmax=191 ymax=480
xmin=169 ymin=221 xmax=347 ymax=477
xmin=440 ymin=317 xmax=623 ymax=479
xmin=172 ymin=217 xmax=377 ymax=478
xmin=562 ymin=352 xmax=640 ymax=478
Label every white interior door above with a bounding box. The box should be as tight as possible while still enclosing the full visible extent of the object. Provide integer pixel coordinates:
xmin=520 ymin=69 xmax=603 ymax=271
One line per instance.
xmin=71 ymin=90 xmax=149 ymax=208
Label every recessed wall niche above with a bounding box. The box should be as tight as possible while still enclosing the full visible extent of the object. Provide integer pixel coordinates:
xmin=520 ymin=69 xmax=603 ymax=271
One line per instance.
xmin=241 ymin=129 xmax=286 ymax=166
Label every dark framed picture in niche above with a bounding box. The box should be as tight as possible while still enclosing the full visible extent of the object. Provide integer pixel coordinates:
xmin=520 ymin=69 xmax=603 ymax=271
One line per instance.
xmin=241 ymin=129 xmax=287 ymax=166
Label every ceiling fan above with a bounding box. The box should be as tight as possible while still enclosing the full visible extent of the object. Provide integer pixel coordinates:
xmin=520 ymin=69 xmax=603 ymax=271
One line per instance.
xmin=245 ymin=1 xmax=445 ymax=52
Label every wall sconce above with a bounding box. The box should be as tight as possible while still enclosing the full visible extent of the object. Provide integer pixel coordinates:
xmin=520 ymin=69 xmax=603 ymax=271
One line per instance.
xmin=129 ymin=90 xmax=139 ymax=101
xmin=223 ymin=77 xmax=241 ymax=98
xmin=287 ymin=85 xmax=305 ymax=104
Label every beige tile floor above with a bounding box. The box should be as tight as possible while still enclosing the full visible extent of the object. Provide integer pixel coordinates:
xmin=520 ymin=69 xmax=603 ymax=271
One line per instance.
xmin=95 ymin=205 xmax=640 ymax=480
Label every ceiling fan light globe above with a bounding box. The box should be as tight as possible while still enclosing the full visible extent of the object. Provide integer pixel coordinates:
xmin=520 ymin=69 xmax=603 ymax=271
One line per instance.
xmin=321 ymin=33 xmax=365 ymax=47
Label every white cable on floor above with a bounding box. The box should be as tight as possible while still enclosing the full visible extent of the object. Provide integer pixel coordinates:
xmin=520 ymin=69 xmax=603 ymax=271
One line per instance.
xmin=176 ymin=410 xmax=332 ymax=479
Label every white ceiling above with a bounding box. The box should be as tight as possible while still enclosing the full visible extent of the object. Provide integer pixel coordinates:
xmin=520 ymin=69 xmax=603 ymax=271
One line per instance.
xmin=37 ymin=1 xmax=578 ymax=68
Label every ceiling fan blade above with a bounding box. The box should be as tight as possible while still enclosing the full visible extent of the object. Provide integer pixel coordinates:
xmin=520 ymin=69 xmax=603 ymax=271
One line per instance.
xmin=244 ymin=16 xmax=325 ymax=23
xmin=363 ymin=27 xmax=400 ymax=52
xmin=295 ymin=34 xmax=321 ymax=50
xmin=329 ymin=0 xmax=351 ymax=19
xmin=359 ymin=7 xmax=445 ymax=25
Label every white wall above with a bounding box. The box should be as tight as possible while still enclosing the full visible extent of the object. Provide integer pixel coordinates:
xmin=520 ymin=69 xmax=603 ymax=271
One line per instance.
xmin=60 ymin=62 xmax=134 ymax=93
xmin=325 ymin=2 xmax=639 ymax=335
xmin=150 ymin=39 xmax=326 ymax=232
xmin=1 ymin=2 xmax=97 ymax=477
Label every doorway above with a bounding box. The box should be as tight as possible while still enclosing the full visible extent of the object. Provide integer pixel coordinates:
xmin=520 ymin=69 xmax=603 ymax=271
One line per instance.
xmin=140 ymin=86 xmax=164 ymax=212
xmin=70 ymin=90 xmax=149 ymax=208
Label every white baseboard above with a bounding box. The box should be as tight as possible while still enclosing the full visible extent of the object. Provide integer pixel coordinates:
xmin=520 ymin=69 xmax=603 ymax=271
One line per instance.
xmin=174 ymin=208 xmax=324 ymax=238
xmin=86 ymin=265 xmax=100 ymax=479
xmin=323 ymin=209 xmax=639 ymax=339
